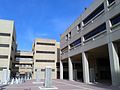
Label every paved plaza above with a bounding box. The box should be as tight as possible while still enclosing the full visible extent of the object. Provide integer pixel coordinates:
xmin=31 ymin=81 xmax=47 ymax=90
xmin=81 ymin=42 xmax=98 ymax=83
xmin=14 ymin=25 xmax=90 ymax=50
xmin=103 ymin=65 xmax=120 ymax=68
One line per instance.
xmin=0 ymin=79 xmax=120 ymax=90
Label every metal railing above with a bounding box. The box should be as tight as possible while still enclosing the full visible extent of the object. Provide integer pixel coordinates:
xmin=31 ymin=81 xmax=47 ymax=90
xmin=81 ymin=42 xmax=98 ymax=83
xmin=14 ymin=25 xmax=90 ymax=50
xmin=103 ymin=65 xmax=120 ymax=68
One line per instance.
xmin=84 ymin=30 xmax=107 ymax=43
xmin=83 ymin=10 xmax=105 ymax=28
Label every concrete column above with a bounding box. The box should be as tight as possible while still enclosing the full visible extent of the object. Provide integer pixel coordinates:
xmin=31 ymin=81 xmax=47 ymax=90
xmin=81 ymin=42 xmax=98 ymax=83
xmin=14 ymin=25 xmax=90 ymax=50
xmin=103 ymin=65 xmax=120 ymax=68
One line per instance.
xmin=60 ymin=60 xmax=63 ymax=79
xmin=68 ymin=57 xmax=73 ymax=81
xmin=108 ymin=42 xmax=120 ymax=86
xmin=82 ymin=52 xmax=90 ymax=84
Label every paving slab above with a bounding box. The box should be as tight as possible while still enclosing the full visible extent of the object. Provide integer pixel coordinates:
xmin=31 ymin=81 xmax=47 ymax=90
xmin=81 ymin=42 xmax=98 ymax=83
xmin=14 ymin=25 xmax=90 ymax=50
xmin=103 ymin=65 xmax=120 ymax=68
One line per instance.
xmin=0 ymin=79 xmax=120 ymax=90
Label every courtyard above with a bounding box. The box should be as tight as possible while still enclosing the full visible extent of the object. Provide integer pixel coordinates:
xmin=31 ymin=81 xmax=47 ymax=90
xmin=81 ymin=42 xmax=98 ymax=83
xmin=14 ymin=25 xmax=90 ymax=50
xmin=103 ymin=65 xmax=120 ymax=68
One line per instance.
xmin=0 ymin=79 xmax=120 ymax=90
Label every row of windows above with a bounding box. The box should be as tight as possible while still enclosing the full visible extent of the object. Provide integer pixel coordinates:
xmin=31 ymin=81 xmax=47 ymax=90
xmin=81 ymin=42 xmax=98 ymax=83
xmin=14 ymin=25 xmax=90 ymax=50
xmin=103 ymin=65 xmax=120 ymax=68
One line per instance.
xmin=0 ymin=44 xmax=9 ymax=47
xmin=36 ymin=42 xmax=55 ymax=46
xmin=83 ymin=3 xmax=104 ymax=25
xmin=0 ymin=55 xmax=8 ymax=59
xmin=35 ymin=69 xmax=55 ymax=72
xmin=110 ymin=13 xmax=120 ymax=26
xmin=36 ymin=60 xmax=55 ymax=62
xmin=70 ymin=38 xmax=81 ymax=48
xmin=36 ymin=51 xmax=55 ymax=54
xmin=0 ymin=33 xmax=10 ymax=36
xmin=84 ymin=23 xmax=106 ymax=40
xmin=108 ymin=0 xmax=115 ymax=5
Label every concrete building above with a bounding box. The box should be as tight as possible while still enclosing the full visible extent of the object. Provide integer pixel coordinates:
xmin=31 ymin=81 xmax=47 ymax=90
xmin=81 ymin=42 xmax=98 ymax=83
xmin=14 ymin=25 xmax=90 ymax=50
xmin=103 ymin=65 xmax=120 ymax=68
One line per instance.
xmin=60 ymin=0 xmax=120 ymax=86
xmin=32 ymin=38 xmax=59 ymax=79
xmin=12 ymin=51 xmax=33 ymax=79
xmin=0 ymin=19 xmax=16 ymax=81
xmin=0 ymin=19 xmax=60 ymax=81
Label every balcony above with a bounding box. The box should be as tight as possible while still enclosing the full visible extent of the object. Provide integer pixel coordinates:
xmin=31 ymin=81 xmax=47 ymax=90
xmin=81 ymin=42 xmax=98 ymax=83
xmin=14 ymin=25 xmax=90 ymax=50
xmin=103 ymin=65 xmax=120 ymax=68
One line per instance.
xmin=83 ymin=10 xmax=105 ymax=28
xmin=70 ymin=43 xmax=81 ymax=51
xmin=108 ymin=0 xmax=116 ymax=9
xmin=84 ymin=30 xmax=107 ymax=44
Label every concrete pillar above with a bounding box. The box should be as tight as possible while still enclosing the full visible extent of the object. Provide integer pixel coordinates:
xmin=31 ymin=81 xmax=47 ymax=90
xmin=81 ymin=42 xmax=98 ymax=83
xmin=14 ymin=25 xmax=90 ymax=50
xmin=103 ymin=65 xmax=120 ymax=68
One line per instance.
xmin=60 ymin=60 xmax=63 ymax=79
xmin=68 ymin=57 xmax=73 ymax=81
xmin=82 ymin=52 xmax=90 ymax=83
xmin=108 ymin=42 xmax=120 ymax=86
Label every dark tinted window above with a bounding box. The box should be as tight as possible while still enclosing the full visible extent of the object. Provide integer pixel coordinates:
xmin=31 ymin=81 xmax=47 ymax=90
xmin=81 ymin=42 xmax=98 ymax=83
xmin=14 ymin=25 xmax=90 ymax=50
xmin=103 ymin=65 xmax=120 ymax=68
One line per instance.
xmin=37 ymin=42 xmax=55 ymax=46
xmin=0 ymin=55 xmax=8 ymax=59
xmin=84 ymin=23 xmax=106 ymax=40
xmin=0 ymin=44 xmax=9 ymax=47
xmin=70 ymin=38 xmax=81 ymax=47
xmin=108 ymin=0 xmax=115 ymax=4
xmin=110 ymin=13 xmax=120 ymax=26
xmin=36 ymin=51 xmax=55 ymax=54
xmin=36 ymin=60 xmax=55 ymax=62
xmin=41 ymin=69 xmax=55 ymax=72
xmin=83 ymin=3 xmax=104 ymax=24
xmin=0 ymin=33 xmax=10 ymax=36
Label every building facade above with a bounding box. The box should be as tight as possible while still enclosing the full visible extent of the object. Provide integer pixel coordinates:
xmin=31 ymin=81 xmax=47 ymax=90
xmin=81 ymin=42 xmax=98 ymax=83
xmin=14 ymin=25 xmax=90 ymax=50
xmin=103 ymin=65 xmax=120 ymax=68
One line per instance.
xmin=0 ymin=19 xmax=16 ymax=81
xmin=60 ymin=0 xmax=120 ymax=86
xmin=12 ymin=51 xmax=33 ymax=79
xmin=0 ymin=19 xmax=60 ymax=81
xmin=32 ymin=38 xmax=58 ymax=79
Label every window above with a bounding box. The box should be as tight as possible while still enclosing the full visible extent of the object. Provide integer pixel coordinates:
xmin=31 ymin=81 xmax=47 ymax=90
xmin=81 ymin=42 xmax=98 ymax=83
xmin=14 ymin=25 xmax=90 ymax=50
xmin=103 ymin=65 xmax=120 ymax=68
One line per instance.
xmin=84 ymin=23 xmax=106 ymax=40
xmin=0 ymin=44 xmax=9 ymax=47
xmin=0 ymin=55 xmax=8 ymax=59
xmin=65 ymin=35 xmax=68 ymax=41
xmin=61 ymin=46 xmax=68 ymax=54
xmin=83 ymin=3 xmax=104 ymax=25
xmin=108 ymin=0 xmax=115 ymax=5
xmin=77 ymin=24 xmax=81 ymax=32
xmin=37 ymin=42 xmax=55 ymax=46
xmin=70 ymin=38 xmax=81 ymax=48
xmin=41 ymin=69 xmax=55 ymax=72
xmin=36 ymin=60 xmax=55 ymax=62
xmin=0 ymin=33 xmax=10 ymax=36
xmin=110 ymin=13 xmax=120 ymax=26
xmin=68 ymin=32 xmax=71 ymax=39
xmin=36 ymin=51 xmax=55 ymax=54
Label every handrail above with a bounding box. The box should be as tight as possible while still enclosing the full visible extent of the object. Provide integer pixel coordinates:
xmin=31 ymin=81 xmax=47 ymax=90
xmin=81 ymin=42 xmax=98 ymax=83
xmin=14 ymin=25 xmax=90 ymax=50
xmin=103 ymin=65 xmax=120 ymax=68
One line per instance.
xmin=111 ymin=22 xmax=120 ymax=30
xmin=108 ymin=1 xmax=115 ymax=8
xmin=70 ymin=43 xmax=81 ymax=51
xmin=84 ymin=30 xmax=107 ymax=43
xmin=83 ymin=10 xmax=105 ymax=28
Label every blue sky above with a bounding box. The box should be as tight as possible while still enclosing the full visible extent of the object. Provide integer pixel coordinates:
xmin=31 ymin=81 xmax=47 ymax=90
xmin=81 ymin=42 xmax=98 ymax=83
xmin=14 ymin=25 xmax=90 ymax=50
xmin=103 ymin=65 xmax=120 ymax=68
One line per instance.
xmin=0 ymin=0 xmax=94 ymax=51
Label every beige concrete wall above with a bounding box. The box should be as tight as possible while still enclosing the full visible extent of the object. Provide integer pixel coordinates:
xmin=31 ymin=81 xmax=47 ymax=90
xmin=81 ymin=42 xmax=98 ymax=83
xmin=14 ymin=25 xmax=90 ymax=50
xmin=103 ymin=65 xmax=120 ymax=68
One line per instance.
xmin=0 ymin=19 xmax=16 ymax=81
xmin=33 ymin=38 xmax=58 ymax=79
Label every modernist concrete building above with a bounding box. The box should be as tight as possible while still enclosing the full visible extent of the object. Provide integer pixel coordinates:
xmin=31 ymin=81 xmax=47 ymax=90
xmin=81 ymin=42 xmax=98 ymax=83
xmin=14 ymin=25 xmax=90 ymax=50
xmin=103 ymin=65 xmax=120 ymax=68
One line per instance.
xmin=32 ymin=38 xmax=59 ymax=79
xmin=60 ymin=0 xmax=120 ymax=86
xmin=12 ymin=51 xmax=33 ymax=79
xmin=0 ymin=19 xmax=16 ymax=81
xmin=0 ymin=19 xmax=60 ymax=81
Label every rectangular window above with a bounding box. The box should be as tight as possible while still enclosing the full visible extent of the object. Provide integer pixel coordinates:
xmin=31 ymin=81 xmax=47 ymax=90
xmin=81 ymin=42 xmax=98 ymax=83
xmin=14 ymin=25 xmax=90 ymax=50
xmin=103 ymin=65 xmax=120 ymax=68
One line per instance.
xmin=0 ymin=33 xmax=10 ymax=36
xmin=0 ymin=55 xmax=8 ymax=59
xmin=65 ymin=35 xmax=68 ymax=41
xmin=110 ymin=13 xmax=120 ymax=26
xmin=83 ymin=3 xmax=104 ymax=25
xmin=108 ymin=0 xmax=115 ymax=5
xmin=70 ymin=38 xmax=81 ymax=48
xmin=37 ymin=42 xmax=55 ymax=46
xmin=0 ymin=44 xmax=9 ymax=47
xmin=84 ymin=23 xmax=106 ymax=40
xmin=36 ymin=51 xmax=55 ymax=54
xmin=41 ymin=69 xmax=55 ymax=72
xmin=77 ymin=23 xmax=81 ymax=32
xmin=68 ymin=32 xmax=71 ymax=39
xmin=36 ymin=60 xmax=55 ymax=62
